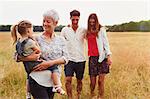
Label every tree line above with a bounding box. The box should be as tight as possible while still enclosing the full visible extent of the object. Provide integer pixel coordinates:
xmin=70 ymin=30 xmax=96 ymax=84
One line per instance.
xmin=0 ymin=20 xmax=150 ymax=32
xmin=0 ymin=25 xmax=65 ymax=32
xmin=106 ymin=20 xmax=150 ymax=32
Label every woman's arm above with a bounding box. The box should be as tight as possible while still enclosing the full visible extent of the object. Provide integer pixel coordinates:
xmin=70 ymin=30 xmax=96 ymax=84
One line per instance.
xmin=17 ymin=46 xmax=41 ymax=62
xmin=18 ymin=51 xmax=41 ymax=61
xmin=18 ymin=38 xmax=41 ymax=61
xmin=33 ymin=57 xmax=65 ymax=71
xmin=102 ymin=27 xmax=112 ymax=56
xmin=102 ymin=27 xmax=112 ymax=65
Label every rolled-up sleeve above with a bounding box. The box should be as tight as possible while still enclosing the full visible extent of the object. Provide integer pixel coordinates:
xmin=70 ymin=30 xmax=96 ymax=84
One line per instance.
xmin=102 ymin=27 xmax=112 ymax=56
xmin=61 ymin=37 xmax=69 ymax=65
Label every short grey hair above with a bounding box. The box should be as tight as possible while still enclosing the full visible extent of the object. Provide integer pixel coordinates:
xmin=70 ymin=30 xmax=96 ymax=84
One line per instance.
xmin=43 ymin=9 xmax=59 ymax=21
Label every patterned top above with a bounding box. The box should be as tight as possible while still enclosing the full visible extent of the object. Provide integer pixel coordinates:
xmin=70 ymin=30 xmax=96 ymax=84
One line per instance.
xmin=36 ymin=34 xmax=69 ymax=62
xmin=30 ymin=34 xmax=69 ymax=87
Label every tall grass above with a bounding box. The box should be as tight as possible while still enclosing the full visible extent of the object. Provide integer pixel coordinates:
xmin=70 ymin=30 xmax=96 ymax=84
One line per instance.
xmin=0 ymin=32 xmax=150 ymax=99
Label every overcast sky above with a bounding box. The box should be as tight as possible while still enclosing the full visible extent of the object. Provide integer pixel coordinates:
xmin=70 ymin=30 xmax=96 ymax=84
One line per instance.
xmin=0 ymin=0 xmax=149 ymax=27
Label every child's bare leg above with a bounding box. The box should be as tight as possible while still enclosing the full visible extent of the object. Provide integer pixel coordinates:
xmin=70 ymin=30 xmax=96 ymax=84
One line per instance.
xmin=26 ymin=79 xmax=31 ymax=99
xmin=51 ymin=72 xmax=60 ymax=86
xmin=51 ymin=72 xmax=65 ymax=95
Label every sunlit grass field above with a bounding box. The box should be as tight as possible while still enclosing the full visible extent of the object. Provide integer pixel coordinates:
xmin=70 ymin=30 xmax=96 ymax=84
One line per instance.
xmin=0 ymin=32 xmax=150 ymax=99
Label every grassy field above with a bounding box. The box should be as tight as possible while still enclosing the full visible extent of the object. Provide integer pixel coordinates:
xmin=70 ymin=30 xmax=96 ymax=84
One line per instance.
xmin=0 ymin=32 xmax=150 ymax=99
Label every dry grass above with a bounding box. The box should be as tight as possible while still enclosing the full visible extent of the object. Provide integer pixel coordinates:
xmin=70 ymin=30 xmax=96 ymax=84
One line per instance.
xmin=0 ymin=32 xmax=150 ymax=99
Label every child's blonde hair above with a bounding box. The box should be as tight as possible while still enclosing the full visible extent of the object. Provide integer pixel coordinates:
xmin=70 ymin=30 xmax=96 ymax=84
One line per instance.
xmin=11 ymin=20 xmax=32 ymax=44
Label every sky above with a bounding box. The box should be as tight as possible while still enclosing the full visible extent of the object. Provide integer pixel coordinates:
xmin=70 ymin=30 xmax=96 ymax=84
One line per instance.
xmin=0 ymin=0 xmax=150 ymax=27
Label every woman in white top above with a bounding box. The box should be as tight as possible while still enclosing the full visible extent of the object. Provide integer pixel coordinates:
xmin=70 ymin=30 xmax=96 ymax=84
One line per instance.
xmin=18 ymin=9 xmax=69 ymax=99
xmin=86 ymin=13 xmax=112 ymax=99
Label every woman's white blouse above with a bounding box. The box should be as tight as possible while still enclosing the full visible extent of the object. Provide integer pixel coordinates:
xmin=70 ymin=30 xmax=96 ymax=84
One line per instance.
xmin=96 ymin=27 xmax=112 ymax=63
xmin=30 ymin=34 xmax=69 ymax=87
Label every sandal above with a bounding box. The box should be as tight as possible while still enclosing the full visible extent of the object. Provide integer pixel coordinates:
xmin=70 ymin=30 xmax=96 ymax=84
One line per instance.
xmin=52 ymin=86 xmax=65 ymax=95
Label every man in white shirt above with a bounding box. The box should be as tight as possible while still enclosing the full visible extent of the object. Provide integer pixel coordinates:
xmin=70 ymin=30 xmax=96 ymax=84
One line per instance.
xmin=61 ymin=10 xmax=86 ymax=99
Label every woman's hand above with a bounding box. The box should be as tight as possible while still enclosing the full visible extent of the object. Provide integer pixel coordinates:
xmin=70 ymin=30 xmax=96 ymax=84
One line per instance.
xmin=33 ymin=60 xmax=54 ymax=71
xmin=19 ymin=51 xmax=41 ymax=62
xmin=26 ymin=51 xmax=41 ymax=61
xmin=106 ymin=55 xmax=112 ymax=66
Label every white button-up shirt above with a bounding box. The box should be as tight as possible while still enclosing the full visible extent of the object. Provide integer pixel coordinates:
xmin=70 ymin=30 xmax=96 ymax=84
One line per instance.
xmin=61 ymin=27 xmax=86 ymax=62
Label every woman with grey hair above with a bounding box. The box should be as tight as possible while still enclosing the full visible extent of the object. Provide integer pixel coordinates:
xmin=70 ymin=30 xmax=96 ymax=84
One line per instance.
xmin=19 ymin=9 xmax=68 ymax=99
